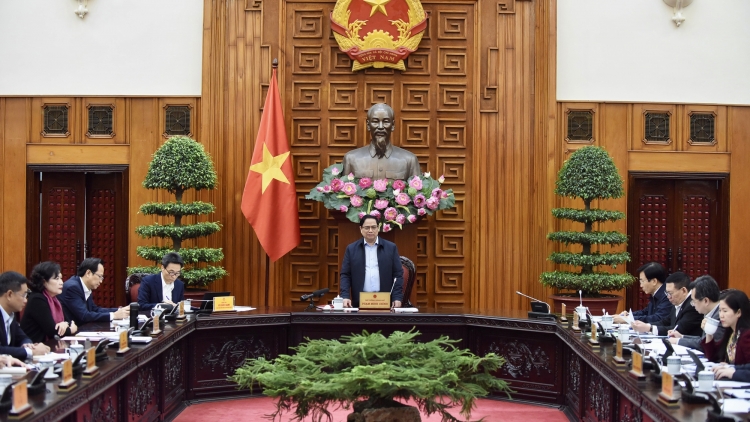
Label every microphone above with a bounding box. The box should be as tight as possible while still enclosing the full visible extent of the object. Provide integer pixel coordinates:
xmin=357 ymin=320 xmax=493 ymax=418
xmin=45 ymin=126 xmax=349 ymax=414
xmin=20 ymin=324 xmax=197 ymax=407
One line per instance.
xmin=300 ymin=287 xmax=329 ymax=301
xmin=129 ymin=302 xmax=140 ymax=329
xmin=515 ymin=291 xmax=553 ymax=320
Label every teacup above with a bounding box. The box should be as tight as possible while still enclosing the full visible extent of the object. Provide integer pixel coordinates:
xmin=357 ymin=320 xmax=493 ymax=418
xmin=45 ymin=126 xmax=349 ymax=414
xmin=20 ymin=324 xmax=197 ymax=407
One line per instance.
xmin=704 ymin=317 xmax=720 ymax=335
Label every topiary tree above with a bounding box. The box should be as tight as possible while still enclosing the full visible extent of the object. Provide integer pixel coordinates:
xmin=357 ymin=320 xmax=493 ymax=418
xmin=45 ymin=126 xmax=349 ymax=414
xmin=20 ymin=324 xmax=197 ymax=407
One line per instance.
xmin=540 ymin=146 xmax=634 ymax=295
xmin=231 ymin=329 xmax=511 ymax=422
xmin=128 ymin=135 xmax=227 ymax=288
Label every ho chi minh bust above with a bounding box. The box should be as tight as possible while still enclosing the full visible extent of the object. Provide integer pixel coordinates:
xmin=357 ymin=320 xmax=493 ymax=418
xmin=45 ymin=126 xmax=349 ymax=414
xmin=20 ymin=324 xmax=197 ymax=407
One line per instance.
xmin=341 ymin=103 xmax=420 ymax=180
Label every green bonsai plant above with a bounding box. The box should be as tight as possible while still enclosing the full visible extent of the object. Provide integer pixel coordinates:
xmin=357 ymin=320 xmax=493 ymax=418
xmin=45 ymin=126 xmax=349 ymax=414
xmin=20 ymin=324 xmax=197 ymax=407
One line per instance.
xmin=231 ymin=329 xmax=511 ymax=422
xmin=128 ymin=135 xmax=227 ymax=288
xmin=540 ymin=146 xmax=634 ymax=296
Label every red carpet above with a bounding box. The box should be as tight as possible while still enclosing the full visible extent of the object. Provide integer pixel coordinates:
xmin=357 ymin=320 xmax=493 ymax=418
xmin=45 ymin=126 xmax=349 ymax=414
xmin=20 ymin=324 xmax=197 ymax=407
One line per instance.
xmin=174 ymin=396 xmax=568 ymax=421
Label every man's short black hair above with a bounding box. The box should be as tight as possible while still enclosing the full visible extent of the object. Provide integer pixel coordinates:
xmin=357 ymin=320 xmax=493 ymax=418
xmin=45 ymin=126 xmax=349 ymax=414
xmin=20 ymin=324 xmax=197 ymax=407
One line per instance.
xmin=665 ymin=271 xmax=691 ymax=291
xmin=359 ymin=214 xmax=379 ymax=227
xmin=692 ymin=275 xmax=720 ymax=302
xmin=162 ymin=252 xmax=185 ymax=268
xmin=0 ymin=271 xmax=27 ymax=295
xmin=77 ymin=257 xmax=103 ymax=277
xmin=636 ymin=262 xmax=667 ymax=283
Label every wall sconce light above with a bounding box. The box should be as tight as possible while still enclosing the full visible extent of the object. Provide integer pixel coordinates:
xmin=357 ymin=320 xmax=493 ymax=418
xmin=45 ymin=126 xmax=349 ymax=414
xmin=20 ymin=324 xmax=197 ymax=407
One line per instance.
xmin=663 ymin=0 xmax=693 ymax=27
xmin=75 ymin=0 xmax=88 ymax=19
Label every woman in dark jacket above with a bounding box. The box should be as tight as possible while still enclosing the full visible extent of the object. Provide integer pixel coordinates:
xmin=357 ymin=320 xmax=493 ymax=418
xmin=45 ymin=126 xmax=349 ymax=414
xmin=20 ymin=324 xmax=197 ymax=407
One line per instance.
xmin=21 ymin=261 xmax=77 ymax=343
xmin=704 ymin=289 xmax=750 ymax=365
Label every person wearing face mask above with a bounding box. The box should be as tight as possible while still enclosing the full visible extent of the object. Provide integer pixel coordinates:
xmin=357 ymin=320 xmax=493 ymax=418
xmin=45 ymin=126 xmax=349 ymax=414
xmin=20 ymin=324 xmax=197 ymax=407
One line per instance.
xmin=703 ymin=289 xmax=750 ymax=365
xmin=59 ymin=257 xmax=129 ymax=325
xmin=21 ymin=261 xmax=78 ymax=342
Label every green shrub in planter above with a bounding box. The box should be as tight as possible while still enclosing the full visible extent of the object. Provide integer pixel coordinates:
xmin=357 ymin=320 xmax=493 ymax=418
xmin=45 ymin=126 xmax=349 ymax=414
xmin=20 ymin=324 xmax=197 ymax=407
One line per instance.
xmin=128 ymin=136 xmax=227 ymax=288
xmin=540 ymin=146 xmax=634 ymax=295
xmin=231 ymin=329 xmax=511 ymax=422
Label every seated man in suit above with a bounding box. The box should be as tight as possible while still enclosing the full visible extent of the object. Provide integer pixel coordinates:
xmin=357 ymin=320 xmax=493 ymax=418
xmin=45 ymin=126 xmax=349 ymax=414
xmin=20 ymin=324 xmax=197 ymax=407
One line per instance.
xmin=60 ymin=257 xmax=129 ymax=325
xmin=138 ymin=252 xmax=186 ymax=312
xmin=340 ymin=215 xmax=403 ymax=308
xmin=631 ymin=271 xmax=703 ymax=336
xmin=0 ymin=271 xmax=49 ymax=360
xmin=669 ymin=275 xmax=725 ymax=349
xmin=614 ymin=262 xmax=671 ymax=324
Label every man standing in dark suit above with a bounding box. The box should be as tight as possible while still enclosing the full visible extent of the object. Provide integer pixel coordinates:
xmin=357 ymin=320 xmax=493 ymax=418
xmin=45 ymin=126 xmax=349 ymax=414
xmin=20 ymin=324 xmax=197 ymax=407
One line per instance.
xmin=632 ymin=272 xmax=703 ymax=336
xmin=340 ymin=215 xmax=403 ymax=308
xmin=60 ymin=258 xmax=129 ymax=325
xmin=0 ymin=271 xmax=49 ymax=360
xmin=137 ymin=252 xmax=186 ymax=312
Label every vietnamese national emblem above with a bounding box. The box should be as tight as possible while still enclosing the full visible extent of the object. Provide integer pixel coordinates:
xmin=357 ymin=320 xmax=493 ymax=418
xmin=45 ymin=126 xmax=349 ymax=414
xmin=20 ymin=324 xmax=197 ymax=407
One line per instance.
xmin=330 ymin=0 xmax=427 ymax=71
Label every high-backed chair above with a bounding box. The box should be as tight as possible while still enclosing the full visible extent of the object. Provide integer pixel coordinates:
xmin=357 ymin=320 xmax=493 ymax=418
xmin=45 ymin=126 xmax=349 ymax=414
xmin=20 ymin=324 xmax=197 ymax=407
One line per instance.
xmin=400 ymin=256 xmax=417 ymax=308
xmin=125 ymin=273 xmax=146 ymax=304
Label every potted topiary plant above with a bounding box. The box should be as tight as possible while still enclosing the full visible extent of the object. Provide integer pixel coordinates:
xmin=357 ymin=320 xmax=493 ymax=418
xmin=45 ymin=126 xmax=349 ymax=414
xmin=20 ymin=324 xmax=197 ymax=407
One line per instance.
xmin=231 ymin=329 xmax=511 ymax=422
xmin=128 ymin=135 xmax=228 ymax=290
xmin=540 ymin=146 xmax=635 ymax=315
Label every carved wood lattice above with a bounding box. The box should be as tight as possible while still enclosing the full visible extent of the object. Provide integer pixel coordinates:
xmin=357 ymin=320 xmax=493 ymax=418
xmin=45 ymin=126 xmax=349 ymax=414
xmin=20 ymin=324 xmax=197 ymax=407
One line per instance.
xmin=88 ymin=189 xmax=117 ymax=308
xmin=284 ymin=1 xmax=474 ymax=309
xmin=636 ymin=195 xmax=668 ymax=309
xmin=47 ymin=188 xmax=79 ymax=279
xmin=681 ymin=195 xmax=710 ymax=279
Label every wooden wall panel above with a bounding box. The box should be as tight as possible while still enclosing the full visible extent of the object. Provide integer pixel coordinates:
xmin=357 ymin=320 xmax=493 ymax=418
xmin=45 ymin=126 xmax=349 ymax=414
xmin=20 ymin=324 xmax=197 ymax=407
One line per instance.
xmin=1 ymin=98 xmax=28 ymax=272
xmin=728 ymin=107 xmax=750 ymax=294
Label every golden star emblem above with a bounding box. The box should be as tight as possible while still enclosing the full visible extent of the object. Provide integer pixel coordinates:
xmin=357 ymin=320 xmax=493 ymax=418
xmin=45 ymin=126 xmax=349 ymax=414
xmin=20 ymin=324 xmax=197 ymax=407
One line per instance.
xmin=250 ymin=144 xmax=291 ymax=193
xmin=364 ymin=0 xmax=391 ymax=17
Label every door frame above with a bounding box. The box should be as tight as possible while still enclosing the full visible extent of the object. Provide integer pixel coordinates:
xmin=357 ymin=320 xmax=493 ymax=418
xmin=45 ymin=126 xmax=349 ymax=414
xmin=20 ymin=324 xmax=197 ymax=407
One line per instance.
xmin=626 ymin=172 xmax=730 ymax=309
xmin=26 ymin=165 xmax=129 ymax=305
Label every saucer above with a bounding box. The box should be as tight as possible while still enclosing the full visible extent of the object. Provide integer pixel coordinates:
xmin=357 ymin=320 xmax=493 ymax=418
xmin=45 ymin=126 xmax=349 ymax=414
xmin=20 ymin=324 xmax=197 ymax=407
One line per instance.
xmin=43 ymin=371 xmax=58 ymax=380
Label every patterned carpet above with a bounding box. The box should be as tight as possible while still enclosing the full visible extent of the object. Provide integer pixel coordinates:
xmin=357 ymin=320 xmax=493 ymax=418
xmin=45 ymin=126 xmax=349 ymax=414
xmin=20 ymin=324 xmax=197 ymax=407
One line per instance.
xmin=174 ymin=396 xmax=570 ymax=421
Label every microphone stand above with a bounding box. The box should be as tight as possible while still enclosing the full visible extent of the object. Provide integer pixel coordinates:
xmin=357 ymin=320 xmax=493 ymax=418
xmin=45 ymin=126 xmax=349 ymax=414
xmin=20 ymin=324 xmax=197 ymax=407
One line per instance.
xmin=304 ymin=296 xmax=319 ymax=312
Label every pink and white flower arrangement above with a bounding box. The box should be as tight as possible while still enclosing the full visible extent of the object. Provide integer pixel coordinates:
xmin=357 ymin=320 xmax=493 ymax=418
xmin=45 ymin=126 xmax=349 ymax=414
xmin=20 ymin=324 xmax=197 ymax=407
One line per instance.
xmin=358 ymin=177 xmax=372 ymax=189
xmin=342 ymin=182 xmax=357 ymax=196
xmin=373 ymin=179 xmax=389 ymax=192
xmin=306 ymin=163 xmax=455 ymax=229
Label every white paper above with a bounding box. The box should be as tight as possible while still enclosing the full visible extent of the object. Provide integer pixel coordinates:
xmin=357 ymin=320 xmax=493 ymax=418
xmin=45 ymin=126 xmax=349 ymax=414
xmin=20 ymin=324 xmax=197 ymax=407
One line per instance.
xmin=392 ymin=308 xmax=419 ymax=313
xmin=234 ymin=306 xmax=256 ymax=311
xmin=725 ymin=389 xmax=750 ymax=399
xmin=722 ymin=398 xmax=750 ymax=413
xmin=32 ymin=353 xmax=70 ymax=362
xmin=0 ymin=367 xmax=27 ymax=374
xmin=626 ymin=309 xmax=635 ymax=324
xmin=714 ymin=380 xmax=750 ymax=389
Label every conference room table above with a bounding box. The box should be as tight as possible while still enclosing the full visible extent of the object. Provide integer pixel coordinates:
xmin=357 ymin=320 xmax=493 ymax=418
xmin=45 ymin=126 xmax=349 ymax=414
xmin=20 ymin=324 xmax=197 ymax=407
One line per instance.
xmin=0 ymin=307 xmax=736 ymax=421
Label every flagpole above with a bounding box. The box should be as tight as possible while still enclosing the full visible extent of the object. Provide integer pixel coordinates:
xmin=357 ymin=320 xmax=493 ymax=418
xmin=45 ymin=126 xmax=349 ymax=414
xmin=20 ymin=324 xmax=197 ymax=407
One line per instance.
xmin=265 ymin=253 xmax=270 ymax=307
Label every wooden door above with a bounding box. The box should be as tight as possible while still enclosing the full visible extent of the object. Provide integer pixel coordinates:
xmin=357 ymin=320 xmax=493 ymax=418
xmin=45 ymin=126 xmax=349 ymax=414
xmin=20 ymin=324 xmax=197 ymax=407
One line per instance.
xmin=283 ymin=1 xmax=475 ymax=309
xmin=627 ymin=176 xmax=728 ymax=309
xmin=28 ymin=171 xmax=127 ymax=307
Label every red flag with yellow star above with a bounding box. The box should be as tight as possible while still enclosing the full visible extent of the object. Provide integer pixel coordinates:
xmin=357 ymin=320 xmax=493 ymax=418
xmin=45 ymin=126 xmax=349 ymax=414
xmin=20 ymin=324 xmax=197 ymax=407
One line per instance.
xmin=241 ymin=67 xmax=300 ymax=261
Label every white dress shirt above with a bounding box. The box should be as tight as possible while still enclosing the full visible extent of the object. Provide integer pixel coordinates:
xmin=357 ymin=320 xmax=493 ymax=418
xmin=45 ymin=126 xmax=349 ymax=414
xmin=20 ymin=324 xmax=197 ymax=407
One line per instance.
xmin=0 ymin=305 xmax=31 ymax=359
xmin=363 ymin=237 xmax=380 ymax=292
xmin=161 ymin=273 xmax=175 ymax=302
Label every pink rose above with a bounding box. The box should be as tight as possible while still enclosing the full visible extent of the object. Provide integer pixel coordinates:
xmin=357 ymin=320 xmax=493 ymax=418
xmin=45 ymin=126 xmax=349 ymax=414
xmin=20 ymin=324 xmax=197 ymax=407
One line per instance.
xmin=331 ymin=167 xmax=341 ymax=176
xmin=395 ymin=193 xmax=411 ymax=206
xmin=413 ymin=194 xmax=427 ymax=208
xmin=426 ymin=197 xmax=439 ymax=210
xmin=347 ymin=173 xmax=355 ymax=181
xmin=409 ymin=176 xmax=423 ymax=190
xmin=342 ymin=182 xmax=357 ymax=195
xmin=418 ymin=208 xmax=427 ymax=216
xmin=374 ymin=199 xmax=389 ymax=210
xmin=370 ymin=210 xmax=381 ymax=219
xmin=330 ymin=178 xmax=344 ymax=192
xmin=339 ymin=205 xmax=348 ymax=212
xmin=373 ymin=179 xmax=388 ymax=192
xmin=358 ymin=178 xmax=372 ymax=189
xmin=438 ymin=174 xmax=445 ymax=183
xmin=316 ymin=186 xmax=324 ymax=192
xmin=358 ymin=212 xmax=366 ymax=219
xmin=392 ymin=180 xmax=406 ymax=191
xmin=441 ymin=191 xmax=450 ymax=199
xmin=384 ymin=207 xmax=398 ymax=221
xmin=407 ymin=214 xmax=417 ymax=223
xmin=382 ymin=223 xmax=392 ymax=233
xmin=323 ymin=185 xmax=332 ymax=193
xmin=350 ymin=195 xmax=364 ymax=207
xmin=396 ymin=214 xmax=406 ymax=224
xmin=431 ymin=188 xmax=443 ymax=198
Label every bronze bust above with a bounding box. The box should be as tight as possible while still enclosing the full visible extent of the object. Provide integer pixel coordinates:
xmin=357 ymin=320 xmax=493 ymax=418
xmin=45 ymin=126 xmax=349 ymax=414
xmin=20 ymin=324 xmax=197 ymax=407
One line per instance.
xmin=341 ymin=103 xmax=420 ymax=180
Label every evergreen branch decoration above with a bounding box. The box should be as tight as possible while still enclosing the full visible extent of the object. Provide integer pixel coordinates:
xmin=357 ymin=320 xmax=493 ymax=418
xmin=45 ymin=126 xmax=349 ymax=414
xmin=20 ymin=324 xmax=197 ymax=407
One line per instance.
xmin=540 ymin=146 xmax=635 ymax=295
xmin=550 ymin=208 xmax=625 ymax=224
xmin=139 ymin=201 xmax=215 ymax=216
xmin=231 ymin=330 xmax=511 ymax=422
xmin=136 ymin=246 xmax=224 ymax=263
xmin=547 ymin=231 xmax=628 ymax=245
xmin=128 ymin=136 xmax=226 ymax=288
xmin=135 ymin=222 xmax=221 ymax=240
